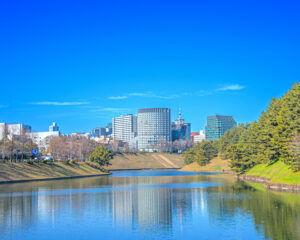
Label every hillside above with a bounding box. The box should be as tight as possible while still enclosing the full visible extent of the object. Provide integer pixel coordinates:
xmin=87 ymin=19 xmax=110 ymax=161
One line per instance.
xmin=0 ymin=162 xmax=106 ymax=183
xmin=180 ymin=157 xmax=230 ymax=172
xmin=245 ymin=161 xmax=300 ymax=184
xmin=107 ymin=153 xmax=184 ymax=170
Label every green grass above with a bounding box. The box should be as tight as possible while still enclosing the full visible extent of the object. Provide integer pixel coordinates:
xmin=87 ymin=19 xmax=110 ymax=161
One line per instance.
xmin=245 ymin=161 xmax=300 ymax=184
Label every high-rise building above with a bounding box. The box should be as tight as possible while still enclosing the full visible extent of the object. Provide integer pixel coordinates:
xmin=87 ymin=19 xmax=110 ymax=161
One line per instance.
xmin=205 ymin=115 xmax=236 ymax=141
xmin=112 ymin=114 xmax=137 ymax=143
xmin=137 ymin=108 xmax=171 ymax=151
xmin=171 ymin=108 xmax=191 ymax=142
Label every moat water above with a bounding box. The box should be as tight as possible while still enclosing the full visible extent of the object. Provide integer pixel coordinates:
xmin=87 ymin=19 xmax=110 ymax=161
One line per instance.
xmin=0 ymin=170 xmax=300 ymax=240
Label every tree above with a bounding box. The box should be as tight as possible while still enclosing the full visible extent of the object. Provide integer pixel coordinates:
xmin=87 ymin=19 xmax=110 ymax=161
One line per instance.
xmin=89 ymin=145 xmax=114 ymax=167
xmin=225 ymin=82 xmax=300 ymax=172
xmin=290 ymin=136 xmax=300 ymax=171
xmin=183 ymin=148 xmax=195 ymax=164
xmin=195 ymin=148 xmax=209 ymax=166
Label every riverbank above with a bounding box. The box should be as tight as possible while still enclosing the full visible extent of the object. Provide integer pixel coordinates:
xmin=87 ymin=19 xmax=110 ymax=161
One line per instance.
xmin=180 ymin=158 xmax=300 ymax=192
xmin=0 ymin=162 xmax=108 ymax=184
xmin=239 ymin=161 xmax=300 ymax=192
xmin=0 ymin=153 xmax=184 ymax=184
xmin=107 ymin=153 xmax=184 ymax=170
xmin=180 ymin=157 xmax=231 ymax=172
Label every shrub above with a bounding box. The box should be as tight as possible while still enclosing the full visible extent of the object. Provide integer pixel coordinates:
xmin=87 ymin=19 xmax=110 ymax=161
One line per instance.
xmin=62 ymin=159 xmax=69 ymax=164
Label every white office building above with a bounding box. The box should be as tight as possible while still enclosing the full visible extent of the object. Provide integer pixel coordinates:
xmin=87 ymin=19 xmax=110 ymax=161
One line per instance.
xmin=112 ymin=114 xmax=137 ymax=143
xmin=137 ymin=108 xmax=171 ymax=151
xmin=0 ymin=123 xmax=31 ymax=140
xmin=30 ymin=122 xmax=60 ymax=150
xmin=194 ymin=130 xmax=206 ymax=143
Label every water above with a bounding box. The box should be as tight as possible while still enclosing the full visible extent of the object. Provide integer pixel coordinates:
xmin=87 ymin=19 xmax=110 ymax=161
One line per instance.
xmin=0 ymin=170 xmax=300 ymax=240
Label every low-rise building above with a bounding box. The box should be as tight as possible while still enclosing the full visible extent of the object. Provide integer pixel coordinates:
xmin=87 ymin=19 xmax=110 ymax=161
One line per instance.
xmin=194 ymin=130 xmax=206 ymax=143
xmin=0 ymin=123 xmax=31 ymax=140
xmin=30 ymin=122 xmax=60 ymax=150
xmin=191 ymin=132 xmax=199 ymax=143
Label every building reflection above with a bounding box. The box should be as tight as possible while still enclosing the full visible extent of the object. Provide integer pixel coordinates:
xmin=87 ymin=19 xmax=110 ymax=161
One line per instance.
xmin=1 ymin=174 xmax=299 ymax=240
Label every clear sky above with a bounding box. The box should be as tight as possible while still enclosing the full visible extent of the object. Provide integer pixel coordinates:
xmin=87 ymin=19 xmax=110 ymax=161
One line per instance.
xmin=0 ymin=0 xmax=299 ymax=133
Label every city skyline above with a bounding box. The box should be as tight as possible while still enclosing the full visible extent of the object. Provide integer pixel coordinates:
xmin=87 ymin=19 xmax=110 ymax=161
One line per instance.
xmin=0 ymin=1 xmax=299 ymax=133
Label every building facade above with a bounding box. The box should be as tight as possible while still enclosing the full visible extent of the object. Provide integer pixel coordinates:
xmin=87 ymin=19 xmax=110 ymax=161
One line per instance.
xmin=137 ymin=108 xmax=171 ymax=151
xmin=49 ymin=122 xmax=59 ymax=132
xmin=205 ymin=115 xmax=236 ymax=141
xmin=30 ymin=123 xmax=60 ymax=150
xmin=0 ymin=123 xmax=31 ymax=140
xmin=112 ymin=114 xmax=137 ymax=143
xmin=171 ymin=110 xmax=191 ymax=142
xmin=92 ymin=123 xmax=112 ymax=138
xmin=190 ymin=132 xmax=199 ymax=143
xmin=92 ymin=127 xmax=107 ymax=137
xmin=194 ymin=130 xmax=206 ymax=143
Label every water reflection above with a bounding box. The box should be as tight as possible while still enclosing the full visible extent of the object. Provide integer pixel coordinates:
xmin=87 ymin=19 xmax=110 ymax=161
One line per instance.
xmin=0 ymin=170 xmax=299 ymax=240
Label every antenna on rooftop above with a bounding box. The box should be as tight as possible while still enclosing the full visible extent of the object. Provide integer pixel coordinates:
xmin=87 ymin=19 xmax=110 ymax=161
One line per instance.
xmin=179 ymin=105 xmax=182 ymax=120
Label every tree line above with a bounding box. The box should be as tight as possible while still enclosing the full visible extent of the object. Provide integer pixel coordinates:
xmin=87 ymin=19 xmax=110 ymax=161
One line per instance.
xmin=0 ymin=128 xmax=37 ymax=163
xmin=184 ymin=83 xmax=300 ymax=172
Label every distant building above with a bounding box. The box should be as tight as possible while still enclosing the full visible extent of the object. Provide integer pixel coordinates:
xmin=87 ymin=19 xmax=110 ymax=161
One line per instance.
xmin=71 ymin=132 xmax=91 ymax=139
xmin=105 ymin=123 xmax=112 ymax=136
xmin=171 ymin=108 xmax=191 ymax=142
xmin=0 ymin=123 xmax=31 ymax=140
xmin=112 ymin=114 xmax=137 ymax=143
xmin=205 ymin=115 xmax=236 ymax=141
xmin=30 ymin=123 xmax=60 ymax=150
xmin=92 ymin=123 xmax=112 ymax=138
xmin=49 ymin=122 xmax=59 ymax=132
xmin=137 ymin=108 xmax=171 ymax=151
xmin=92 ymin=127 xmax=107 ymax=137
xmin=194 ymin=130 xmax=206 ymax=143
xmin=191 ymin=132 xmax=199 ymax=143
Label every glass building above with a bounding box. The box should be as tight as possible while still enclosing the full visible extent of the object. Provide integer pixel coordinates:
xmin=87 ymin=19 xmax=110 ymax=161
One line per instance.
xmin=205 ymin=115 xmax=236 ymax=141
xmin=171 ymin=112 xmax=191 ymax=142
xmin=137 ymin=108 xmax=171 ymax=151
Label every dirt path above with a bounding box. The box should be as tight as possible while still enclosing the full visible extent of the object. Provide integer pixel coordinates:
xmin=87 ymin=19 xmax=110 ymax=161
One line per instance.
xmin=152 ymin=154 xmax=179 ymax=168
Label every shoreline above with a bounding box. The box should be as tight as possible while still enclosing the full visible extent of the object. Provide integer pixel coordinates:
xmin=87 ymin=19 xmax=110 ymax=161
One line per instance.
xmin=109 ymin=167 xmax=180 ymax=171
xmin=0 ymin=167 xmax=181 ymax=185
xmin=0 ymin=173 xmax=111 ymax=185
xmin=237 ymin=174 xmax=300 ymax=193
xmin=181 ymin=166 xmax=300 ymax=193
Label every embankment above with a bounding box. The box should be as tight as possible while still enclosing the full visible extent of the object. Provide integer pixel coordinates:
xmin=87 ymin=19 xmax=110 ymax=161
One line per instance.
xmin=180 ymin=157 xmax=231 ymax=172
xmin=239 ymin=161 xmax=300 ymax=192
xmin=0 ymin=153 xmax=184 ymax=184
xmin=0 ymin=162 xmax=108 ymax=184
xmin=107 ymin=153 xmax=184 ymax=170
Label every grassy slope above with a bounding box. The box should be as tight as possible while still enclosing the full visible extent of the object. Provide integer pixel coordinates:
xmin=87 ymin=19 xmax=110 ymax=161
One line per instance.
xmin=0 ymin=162 xmax=104 ymax=182
xmin=245 ymin=161 xmax=300 ymax=184
xmin=180 ymin=157 xmax=230 ymax=172
xmin=108 ymin=153 xmax=184 ymax=170
xmin=0 ymin=153 xmax=184 ymax=182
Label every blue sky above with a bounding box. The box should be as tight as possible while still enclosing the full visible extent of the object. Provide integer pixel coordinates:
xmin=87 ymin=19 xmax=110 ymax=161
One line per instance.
xmin=0 ymin=0 xmax=299 ymax=133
